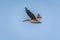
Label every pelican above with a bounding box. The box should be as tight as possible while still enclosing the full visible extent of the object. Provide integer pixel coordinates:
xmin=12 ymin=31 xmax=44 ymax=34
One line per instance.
xmin=23 ymin=7 xmax=42 ymax=24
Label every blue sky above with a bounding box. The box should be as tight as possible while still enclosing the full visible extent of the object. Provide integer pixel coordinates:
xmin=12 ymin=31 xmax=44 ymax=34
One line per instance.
xmin=0 ymin=0 xmax=60 ymax=40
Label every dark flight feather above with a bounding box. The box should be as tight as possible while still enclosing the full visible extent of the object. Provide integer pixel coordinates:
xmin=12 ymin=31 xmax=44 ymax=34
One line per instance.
xmin=25 ymin=7 xmax=36 ymax=20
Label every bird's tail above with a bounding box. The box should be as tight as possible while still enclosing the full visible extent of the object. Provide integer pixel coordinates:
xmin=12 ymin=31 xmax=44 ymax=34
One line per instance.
xmin=23 ymin=19 xmax=29 ymax=22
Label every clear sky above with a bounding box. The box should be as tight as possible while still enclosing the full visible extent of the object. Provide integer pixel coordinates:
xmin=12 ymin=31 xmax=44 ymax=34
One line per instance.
xmin=0 ymin=0 xmax=60 ymax=40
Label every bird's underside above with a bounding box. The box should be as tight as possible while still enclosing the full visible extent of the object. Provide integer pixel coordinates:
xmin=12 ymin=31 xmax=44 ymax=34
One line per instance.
xmin=23 ymin=7 xmax=42 ymax=24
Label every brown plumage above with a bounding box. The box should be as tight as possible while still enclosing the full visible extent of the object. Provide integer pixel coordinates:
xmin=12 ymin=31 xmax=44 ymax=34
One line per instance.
xmin=23 ymin=7 xmax=42 ymax=24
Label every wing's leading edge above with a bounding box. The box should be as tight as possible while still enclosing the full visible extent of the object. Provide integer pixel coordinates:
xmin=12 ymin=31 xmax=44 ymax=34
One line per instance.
xmin=25 ymin=7 xmax=36 ymax=20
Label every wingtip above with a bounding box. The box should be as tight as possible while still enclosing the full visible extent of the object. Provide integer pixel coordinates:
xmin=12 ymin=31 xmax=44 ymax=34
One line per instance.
xmin=25 ymin=7 xmax=27 ymax=10
xmin=37 ymin=13 xmax=42 ymax=18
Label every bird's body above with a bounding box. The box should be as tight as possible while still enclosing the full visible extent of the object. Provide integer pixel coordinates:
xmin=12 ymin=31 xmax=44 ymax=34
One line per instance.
xmin=23 ymin=7 xmax=42 ymax=24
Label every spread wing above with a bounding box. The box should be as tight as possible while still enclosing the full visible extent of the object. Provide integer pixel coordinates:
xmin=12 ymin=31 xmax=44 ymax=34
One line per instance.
xmin=25 ymin=7 xmax=36 ymax=20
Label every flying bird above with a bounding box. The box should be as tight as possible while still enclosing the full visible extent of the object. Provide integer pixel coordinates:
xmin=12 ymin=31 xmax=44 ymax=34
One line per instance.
xmin=23 ymin=7 xmax=42 ymax=24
